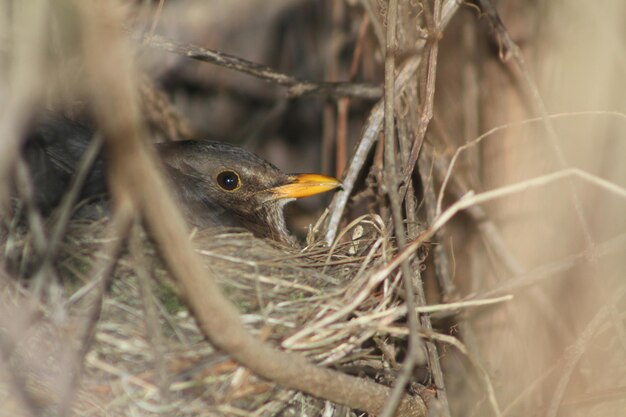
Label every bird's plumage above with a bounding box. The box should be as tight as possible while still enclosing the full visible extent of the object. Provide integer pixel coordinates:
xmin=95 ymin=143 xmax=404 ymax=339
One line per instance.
xmin=22 ymin=114 xmax=340 ymax=245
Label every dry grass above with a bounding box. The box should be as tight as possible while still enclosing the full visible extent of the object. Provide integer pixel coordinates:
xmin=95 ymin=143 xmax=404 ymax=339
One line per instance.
xmin=1 ymin=215 xmax=423 ymax=416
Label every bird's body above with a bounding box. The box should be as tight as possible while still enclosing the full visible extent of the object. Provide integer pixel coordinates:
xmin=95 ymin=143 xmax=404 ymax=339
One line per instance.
xmin=23 ymin=114 xmax=340 ymax=245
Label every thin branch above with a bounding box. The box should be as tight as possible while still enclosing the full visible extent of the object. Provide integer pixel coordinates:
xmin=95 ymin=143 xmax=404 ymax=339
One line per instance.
xmin=14 ymin=158 xmax=49 ymax=261
xmin=422 ymin=332 xmax=502 ymax=417
xmin=369 ymin=167 xmax=626 ymax=303
xmin=324 ymin=98 xmax=383 ymax=244
xmin=434 ymin=168 xmax=626 ymax=236
xmin=335 ymin=14 xmax=370 ymax=178
xmin=545 ymin=287 xmax=626 ymax=417
xmin=143 ymin=34 xmax=382 ymax=100
xmin=147 ymin=0 xmax=165 ymax=38
xmin=30 ymin=133 xmax=103 ymax=294
xmin=371 ymin=295 xmax=515 ymax=319
xmin=425 ymin=142 xmax=575 ymax=343
xmin=14 ymin=156 xmax=61 ymax=296
xmin=131 ymin=221 xmax=171 ymax=402
xmin=418 ymin=153 xmax=456 ymax=299
xmin=436 ymin=111 xmax=626 ymax=217
xmin=475 ymin=9 xmax=626 ymax=365
xmin=50 ymin=133 xmax=103 ymax=247
xmin=324 ymin=57 xmax=422 ymax=246
xmin=323 ymin=0 xmax=461 ymax=245
xmin=470 ymin=232 xmax=626 ymax=301
xmin=478 ymin=0 xmax=594 ymax=246
xmin=56 ymin=202 xmax=134 ymax=417
xmin=380 ymin=1 xmax=425 ymax=416
xmin=417 ymin=294 xmax=513 ymax=313
xmin=429 ymin=111 xmax=626 ymax=344
xmin=359 ymin=0 xmax=385 ymax=51
xmin=400 ymin=8 xmax=440 ymax=191
xmin=406 ymin=1 xmax=452 ymax=415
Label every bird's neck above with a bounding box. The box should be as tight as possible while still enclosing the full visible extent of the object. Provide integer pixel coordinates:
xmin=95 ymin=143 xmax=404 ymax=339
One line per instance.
xmin=245 ymin=202 xmax=298 ymax=247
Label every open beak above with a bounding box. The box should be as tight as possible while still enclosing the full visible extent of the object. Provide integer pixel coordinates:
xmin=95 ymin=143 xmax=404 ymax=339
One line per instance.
xmin=270 ymin=173 xmax=342 ymax=200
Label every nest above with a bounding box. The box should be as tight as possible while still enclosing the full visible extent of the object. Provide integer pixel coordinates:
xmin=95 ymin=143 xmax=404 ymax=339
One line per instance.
xmin=1 ymin=214 xmax=426 ymax=417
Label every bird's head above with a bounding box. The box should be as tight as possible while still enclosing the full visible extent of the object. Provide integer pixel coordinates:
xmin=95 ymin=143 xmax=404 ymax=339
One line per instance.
xmin=157 ymin=140 xmax=341 ymax=245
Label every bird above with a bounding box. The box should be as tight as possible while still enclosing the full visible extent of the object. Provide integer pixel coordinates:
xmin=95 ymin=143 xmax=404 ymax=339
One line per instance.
xmin=22 ymin=113 xmax=341 ymax=245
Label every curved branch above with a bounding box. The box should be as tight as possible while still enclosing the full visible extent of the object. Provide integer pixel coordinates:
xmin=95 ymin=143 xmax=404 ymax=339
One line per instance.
xmin=78 ymin=2 xmax=426 ymax=416
xmin=143 ymin=34 xmax=382 ymax=100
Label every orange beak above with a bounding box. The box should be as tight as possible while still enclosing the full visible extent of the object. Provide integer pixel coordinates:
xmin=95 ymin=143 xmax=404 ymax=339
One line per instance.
xmin=269 ymin=173 xmax=342 ymax=199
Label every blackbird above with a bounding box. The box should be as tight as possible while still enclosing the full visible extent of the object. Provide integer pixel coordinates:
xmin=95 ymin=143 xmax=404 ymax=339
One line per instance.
xmin=23 ymin=114 xmax=341 ymax=245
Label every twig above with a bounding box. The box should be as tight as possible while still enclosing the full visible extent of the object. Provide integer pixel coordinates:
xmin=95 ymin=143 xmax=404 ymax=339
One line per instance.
xmin=434 ymin=168 xmax=626 ymax=237
xmin=387 ymin=0 xmax=452 ymax=414
xmin=147 ymin=0 xmax=165 ymax=38
xmin=323 ymin=0 xmax=461 ymax=245
xmin=87 ymin=353 xmax=158 ymax=393
xmin=478 ymin=0 xmax=594 ymax=246
xmin=56 ymin=201 xmax=134 ymax=417
xmin=351 ymin=294 xmax=514 ymax=321
xmin=14 ymin=159 xmax=47 ymax=257
xmin=545 ymin=287 xmax=626 ymax=417
xmin=501 ymin=308 xmax=626 ymax=416
xmin=427 ymin=139 xmax=525 ymax=275
xmin=14 ymin=155 xmax=73 ymax=309
xmin=419 ymin=294 xmax=512 ymax=314
xmin=49 ymin=133 xmax=103 ymax=250
xmin=398 ymin=111 xmax=421 ymax=241
xmin=143 ymin=34 xmax=382 ymax=100
xmin=30 ymin=133 xmax=103 ymax=294
xmin=379 ymin=1 xmax=427 ymax=416
xmin=411 ymin=1 xmax=452 ymax=415
xmin=400 ymin=14 xmax=440 ymax=192
xmin=418 ymin=154 xmax=456 ymax=299
xmin=324 ymin=57 xmax=420 ymax=245
xmin=335 ymin=14 xmax=370 ymax=178
xmin=361 ymin=167 xmax=626 ymax=312
xmin=324 ymin=98 xmax=384 ymax=245
xmin=429 ymin=109 xmax=626 ymax=350
xmin=359 ymin=0 xmax=385 ymax=51
xmin=436 ymin=110 xmax=626 ymax=217
xmin=471 ymin=232 xmax=626 ymax=300
xmin=422 ymin=332 xmax=502 ymax=417
xmin=375 ymin=323 xmax=505 ymax=417
xmin=138 ymin=76 xmax=195 ymax=140
xmin=131 ymin=221 xmax=171 ymax=403
xmin=424 ymin=141 xmax=574 ymax=342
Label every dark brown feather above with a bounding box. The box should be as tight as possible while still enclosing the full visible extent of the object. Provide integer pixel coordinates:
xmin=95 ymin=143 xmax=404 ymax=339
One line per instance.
xmin=23 ymin=115 xmax=299 ymax=245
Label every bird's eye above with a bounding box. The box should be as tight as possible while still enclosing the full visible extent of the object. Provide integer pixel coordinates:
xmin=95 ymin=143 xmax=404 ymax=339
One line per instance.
xmin=216 ymin=170 xmax=241 ymax=191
